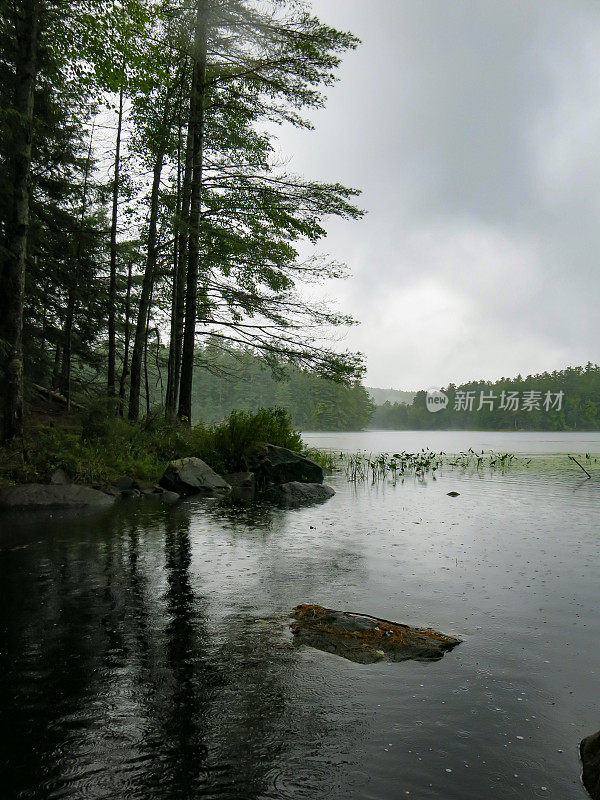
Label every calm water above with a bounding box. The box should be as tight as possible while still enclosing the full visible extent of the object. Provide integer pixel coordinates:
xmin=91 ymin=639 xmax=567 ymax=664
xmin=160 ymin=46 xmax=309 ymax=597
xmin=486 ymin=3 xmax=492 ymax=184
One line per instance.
xmin=302 ymin=429 xmax=600 ymax=455
xmin=2 ymin=464 xmax=600 ymax=799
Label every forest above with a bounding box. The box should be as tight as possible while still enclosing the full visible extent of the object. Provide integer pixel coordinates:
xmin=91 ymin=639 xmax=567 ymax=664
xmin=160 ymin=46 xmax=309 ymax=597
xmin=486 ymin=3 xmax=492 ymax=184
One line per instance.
xmin=371 ymin=364 xmax=600 ymax=431
xmin=145 ymin=340 xmax=374 ymax=430
xmin=0 ymin=0 xmax=365 ymax=445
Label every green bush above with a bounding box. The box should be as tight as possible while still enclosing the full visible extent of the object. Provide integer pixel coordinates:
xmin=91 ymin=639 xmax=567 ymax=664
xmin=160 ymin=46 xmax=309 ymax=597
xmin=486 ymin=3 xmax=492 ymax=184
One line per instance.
xmin=195 ymin=407 xmax=303 ymax=473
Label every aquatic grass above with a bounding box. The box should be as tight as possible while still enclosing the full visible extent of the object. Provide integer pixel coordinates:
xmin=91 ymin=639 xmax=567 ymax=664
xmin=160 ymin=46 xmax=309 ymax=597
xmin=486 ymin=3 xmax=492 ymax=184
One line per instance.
xmin=302 ymin=446 xmax=551 ymax=485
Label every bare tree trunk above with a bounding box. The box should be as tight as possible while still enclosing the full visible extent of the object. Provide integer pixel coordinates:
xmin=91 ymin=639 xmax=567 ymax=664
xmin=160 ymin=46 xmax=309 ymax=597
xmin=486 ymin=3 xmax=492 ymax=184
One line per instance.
xmin=118 ymin=259 xmax=133 ymax=414
xmin=166 ymin=64 xmax=194 ymax=421
xmin=1 ymin=0 xmax=40 ymax=443
xmin=60 ymin=120 xmax=95 ymax=409
xmin=108 ymin=75 xmax=124 ymax=396
xmin=154 ymin=327 xmax=164 ymax=406
xmin=178 ymin=0 xmax=209 ymax=425
xmin=128 ymin=97 xmax=172 ymax=420
xmin=144 ymin=284 xmax=153 ymax=415
xmin=51 ymin=342 xmax=62 ymax=391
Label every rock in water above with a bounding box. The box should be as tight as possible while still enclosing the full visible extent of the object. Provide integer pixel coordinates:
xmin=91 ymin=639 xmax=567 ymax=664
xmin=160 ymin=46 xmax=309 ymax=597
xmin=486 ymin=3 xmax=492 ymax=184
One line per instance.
xmin=291 ymin=604 xmax=461 ymax=664
xmin=159 ymin=457 xmax=231 ymax=497
xmin=264 ymin=481 xmax=334 ymax=509
xmin=0 ymin=484 xmax=115 ymax=510
xmin=245 ymin=443 xmax=323 ymax=486
xmin=223 ymin=472 xmax=255 ymax=502
xmin=447 ymin=491 xmax=460 ymax=497
xmin=581 ymin=730 xmax=600 ymax=799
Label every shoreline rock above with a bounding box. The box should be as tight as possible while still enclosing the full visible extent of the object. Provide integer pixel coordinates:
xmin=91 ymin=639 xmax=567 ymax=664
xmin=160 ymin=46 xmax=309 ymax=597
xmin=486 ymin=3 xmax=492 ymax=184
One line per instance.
xmin=0 ymin=484 xmax=115 ymax=510
xmin=245 ymin=443 xmax=323 ymax=487
xmin=159 ymin=457 xmax=231 ymax=497
xmin=581 ymin=730 xmax=600 ymax=799
xmin=264 ymin=481 xmax=334 ymax=509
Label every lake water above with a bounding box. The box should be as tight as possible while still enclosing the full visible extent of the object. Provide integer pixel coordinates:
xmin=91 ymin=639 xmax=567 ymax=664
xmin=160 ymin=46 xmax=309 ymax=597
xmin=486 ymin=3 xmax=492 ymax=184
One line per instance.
xmin=302 ymin=429 xmax=600 ymax=455
xmin=1 ymin=459 xmax=599 ymax=798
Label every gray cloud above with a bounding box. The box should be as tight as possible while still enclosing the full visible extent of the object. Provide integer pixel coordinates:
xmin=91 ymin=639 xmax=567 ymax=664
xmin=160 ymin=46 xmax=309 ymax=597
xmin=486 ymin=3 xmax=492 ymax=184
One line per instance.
xmin=275 ymin=0 xmax=600 ymax=388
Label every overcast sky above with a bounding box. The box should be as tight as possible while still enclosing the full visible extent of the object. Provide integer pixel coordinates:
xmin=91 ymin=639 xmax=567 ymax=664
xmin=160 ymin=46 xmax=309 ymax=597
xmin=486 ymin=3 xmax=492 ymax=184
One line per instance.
xmin=275 ymin=0 xmax=600 ymax=389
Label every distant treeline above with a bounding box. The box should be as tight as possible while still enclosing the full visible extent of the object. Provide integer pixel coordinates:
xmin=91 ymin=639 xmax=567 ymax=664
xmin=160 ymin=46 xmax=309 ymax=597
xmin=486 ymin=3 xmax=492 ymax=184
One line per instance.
xmin=150 ymin=344 xmax=374 ymax=431
xmin=371 ymin=364 xmax=600 ymax=431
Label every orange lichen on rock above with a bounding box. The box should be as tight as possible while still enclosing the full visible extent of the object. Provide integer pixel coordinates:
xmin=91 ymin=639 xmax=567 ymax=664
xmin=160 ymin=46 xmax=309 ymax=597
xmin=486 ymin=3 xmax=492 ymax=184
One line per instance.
xmin=291 ymin=604 xmax=461 ymax=664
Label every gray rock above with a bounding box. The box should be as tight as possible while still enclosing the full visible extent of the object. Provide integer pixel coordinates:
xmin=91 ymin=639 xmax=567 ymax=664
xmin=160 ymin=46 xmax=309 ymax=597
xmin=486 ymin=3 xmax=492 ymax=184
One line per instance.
xmin=49 ymin=468 xmax=71 ymax=485
xmin=120 ymin=488 xmax=141 ymax=499
xmin=112 ymin=476 xmax=134 ymax=491
xmin=133 ymin=479 xmax=161 ymax=495
xmin=223 ymin=471 xmax=255 ymax=502
xmin=245 ymin=443 xmax=323 ymax=487
xmin=581 ymin=730 xmax=600 ymax=799
xmin=0 ymin=484 xmax=115 ymax=510
xmin=160 ymin=490 xmax=180 ymax=505
xmin=291 ymin=604 xmax=462 ymax=665
xmin=263 ymin=481 xmax=334 ymax=509
xmin=159 ymin=457 xmax=231 ymax=497
xmin=98 ymin=485 xmax=121 ymax=497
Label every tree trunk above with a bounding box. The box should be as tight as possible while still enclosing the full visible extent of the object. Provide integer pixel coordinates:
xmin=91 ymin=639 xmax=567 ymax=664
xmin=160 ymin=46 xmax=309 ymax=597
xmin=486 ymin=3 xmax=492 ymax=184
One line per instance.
xmin=144 ymin=283 xmax=153 ymax=415
xmin=1 ymin=0 xmax=40 ymax=443
xmin=128 ymin=97 xmax=172 ymax=420
xmin=118 ymin=259 xmax=133 ymax=414
xmin=166 ymin=64 xmax=194 ymax=421
xmin=107 ymin=75 xmax=124 ymax=396
xmin=51 ymin=342 xmax=62 ymax=391
xmin=178 ymin=0 xmax=209 ymax=425
xmin=60 ymin=120 xmax=95 ymax=409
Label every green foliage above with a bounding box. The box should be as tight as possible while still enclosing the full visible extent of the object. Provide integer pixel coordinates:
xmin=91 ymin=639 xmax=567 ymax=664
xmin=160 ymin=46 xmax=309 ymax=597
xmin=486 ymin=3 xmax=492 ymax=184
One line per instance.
xmin=173 ymin=341 xmax=374 ymax=430
xmin=371 ymin=363 xmax=600 ymax=431
xmin=0 ymin=406 xmax=303 ymax=485
xmin=203 ymin=407 xmax=303 ymax=473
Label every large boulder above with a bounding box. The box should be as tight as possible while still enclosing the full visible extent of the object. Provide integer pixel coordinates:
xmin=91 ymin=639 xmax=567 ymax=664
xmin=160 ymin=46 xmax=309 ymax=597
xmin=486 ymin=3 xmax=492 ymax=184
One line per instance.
xmin=0 ymin=484 xmax=115 ymax=510
xmin=263 ymin=481 xmax=334 ymax=509
xmin=245 ymin=443 xmax=323 ymax=487
xmin=581 ymin=730 xmax=600 ymax=799
xmin=159 ymin=457 xmax=231 ymax=497
xmin=291 ymin=604 xmax=462 ymax=664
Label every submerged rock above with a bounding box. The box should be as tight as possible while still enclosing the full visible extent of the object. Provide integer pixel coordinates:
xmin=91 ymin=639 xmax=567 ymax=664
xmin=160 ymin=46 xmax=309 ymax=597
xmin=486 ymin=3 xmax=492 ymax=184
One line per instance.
xmin=223 ymin=472 xmax=255 ymax=502
xmin=112 ymin=476 xmax=135 ymax=491
xmin=159 ymin=457 xmax=231 ymax=497
xmin=133 ymin=479 xmax=161 ymax=495
xmin=264 ymin=481 xmax=334 ymax=509
xmin=581 ymin=730 xmax=600 ymax=799
xmin=0 ymin=484 xmax=115 ymax=510
xmin=245 ymin=443 xmax=323 ymax=487
xmin=291 ymin=604 xmax=461 ymax=664
xmin=160 ymin=490 xmax=180 ymax=505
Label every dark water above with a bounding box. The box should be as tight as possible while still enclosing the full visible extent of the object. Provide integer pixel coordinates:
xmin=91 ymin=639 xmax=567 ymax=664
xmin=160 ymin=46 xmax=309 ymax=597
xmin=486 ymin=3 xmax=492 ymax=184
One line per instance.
xmin=1 ymin=468 xmax=599 ymax=799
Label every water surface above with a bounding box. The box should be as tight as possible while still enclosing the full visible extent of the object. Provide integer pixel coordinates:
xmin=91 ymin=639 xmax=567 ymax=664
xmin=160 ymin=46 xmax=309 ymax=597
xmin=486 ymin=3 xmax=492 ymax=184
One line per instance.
xmin=1 ymin=466 xmax=599 ymax=799
xmin=302 ymin=429 xmax=600 ymax=455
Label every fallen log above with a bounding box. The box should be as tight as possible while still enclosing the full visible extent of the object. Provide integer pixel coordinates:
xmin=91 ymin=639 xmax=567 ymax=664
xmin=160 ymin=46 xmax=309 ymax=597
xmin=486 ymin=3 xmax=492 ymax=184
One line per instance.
xmin=291 ymin=603 xmax=461 ymax=664
xmin=31 ymin=384 xmax=83 ymax=411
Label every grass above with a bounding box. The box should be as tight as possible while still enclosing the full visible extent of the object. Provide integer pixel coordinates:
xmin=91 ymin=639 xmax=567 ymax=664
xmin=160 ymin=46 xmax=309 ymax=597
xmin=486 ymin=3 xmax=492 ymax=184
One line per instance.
xmin=0 ymin=404 xmax=304 ymax=487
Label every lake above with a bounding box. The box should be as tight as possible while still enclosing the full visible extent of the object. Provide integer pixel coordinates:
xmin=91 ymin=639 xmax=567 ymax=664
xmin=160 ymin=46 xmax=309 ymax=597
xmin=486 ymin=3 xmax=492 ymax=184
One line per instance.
xmin=302 ymin=429 xmax=600 ymax=455
xmin=1 ymin=446 xmax=599 ymax=798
